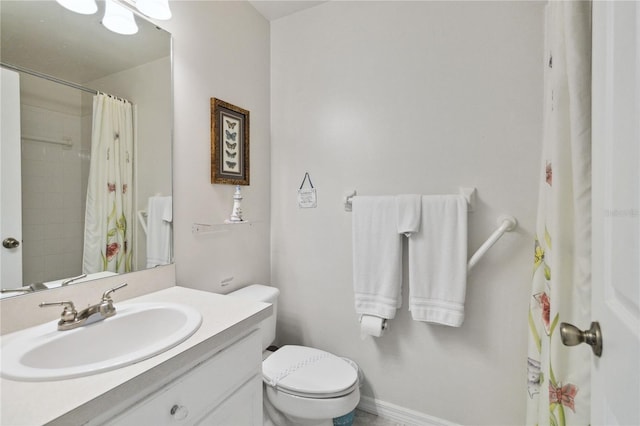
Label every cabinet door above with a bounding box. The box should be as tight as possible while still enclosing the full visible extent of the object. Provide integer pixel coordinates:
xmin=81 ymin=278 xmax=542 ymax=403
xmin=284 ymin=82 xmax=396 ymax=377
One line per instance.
xmin=196 ymin=375 xmax=262 ymax=425
xmin=106 ymin=332 xmax=261 ymax=425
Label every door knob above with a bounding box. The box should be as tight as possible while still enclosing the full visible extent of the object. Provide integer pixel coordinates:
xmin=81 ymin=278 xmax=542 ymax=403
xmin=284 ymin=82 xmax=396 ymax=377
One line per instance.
xmin=2 ymin=237 xmax=20 ymax=249
xmin=560 ymin=321 xmax=603 ymax=357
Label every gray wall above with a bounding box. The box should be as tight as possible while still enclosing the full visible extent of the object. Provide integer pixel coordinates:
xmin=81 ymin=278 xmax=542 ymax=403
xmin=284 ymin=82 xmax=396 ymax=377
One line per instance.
xmin=270 ymin=2 xmax=544 ymax=424
xmin=165 ymin=1 xmax=272 ymax=293
xmin=165 ymin=1 xmax=545 ymax=423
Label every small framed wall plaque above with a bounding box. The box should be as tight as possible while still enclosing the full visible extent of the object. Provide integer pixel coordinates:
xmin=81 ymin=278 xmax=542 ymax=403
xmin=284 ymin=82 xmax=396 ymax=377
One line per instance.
xmin=211 ymin=98 xmax=250 ymax=185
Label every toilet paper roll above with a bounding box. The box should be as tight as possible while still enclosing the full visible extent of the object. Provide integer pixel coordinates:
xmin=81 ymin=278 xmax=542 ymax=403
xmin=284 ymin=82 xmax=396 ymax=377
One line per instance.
xmin=360 ymin=315 xmax=387 ymax=339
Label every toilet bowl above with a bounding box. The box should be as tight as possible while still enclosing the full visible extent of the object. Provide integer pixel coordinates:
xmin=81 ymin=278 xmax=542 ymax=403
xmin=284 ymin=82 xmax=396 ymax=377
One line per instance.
xmin=263 ymin=345 xmax=360 ymax=425
xmin=228 ymin=285 xmax=360 ymax=426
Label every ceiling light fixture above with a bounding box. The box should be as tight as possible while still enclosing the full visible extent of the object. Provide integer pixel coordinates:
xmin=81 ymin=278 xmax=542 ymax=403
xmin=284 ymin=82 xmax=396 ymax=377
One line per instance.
xmin=55 ymin=0 xmax=98 ymax=15
xmin=56 ymin=0 xmax=172 ymax=35
xmin=102 ymin=0 xmax=139 ymax=35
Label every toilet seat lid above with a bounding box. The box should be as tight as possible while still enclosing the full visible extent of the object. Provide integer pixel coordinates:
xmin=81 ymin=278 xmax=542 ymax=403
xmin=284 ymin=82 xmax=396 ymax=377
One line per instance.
xmin=262 ymin=345 xmax=358 ymax=397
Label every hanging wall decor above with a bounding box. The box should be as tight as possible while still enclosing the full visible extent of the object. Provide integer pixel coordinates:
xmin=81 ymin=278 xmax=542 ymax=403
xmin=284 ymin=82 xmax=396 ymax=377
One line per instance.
xmin=211 ymin=98 xmax=250 ymax=185
xmin=297 ymin=172 xmax=317 ymax=208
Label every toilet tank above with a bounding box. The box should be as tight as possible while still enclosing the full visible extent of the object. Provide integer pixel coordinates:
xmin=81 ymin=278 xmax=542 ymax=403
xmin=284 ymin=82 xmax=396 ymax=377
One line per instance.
xmin=227 ymin=284 xmax=279 ymax=350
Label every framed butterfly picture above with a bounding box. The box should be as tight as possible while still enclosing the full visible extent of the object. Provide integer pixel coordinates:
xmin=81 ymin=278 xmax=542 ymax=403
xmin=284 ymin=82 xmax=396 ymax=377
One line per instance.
xmin=211 ymin=98 xmax=250 ymax=185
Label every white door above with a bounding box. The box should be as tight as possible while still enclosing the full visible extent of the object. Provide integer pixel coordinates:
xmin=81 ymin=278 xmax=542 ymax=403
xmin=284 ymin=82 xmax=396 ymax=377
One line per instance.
xmin=0 ymin=67 xmax=23 ymax=289
xmin=591 ymin=2 xmax=640 ymax=425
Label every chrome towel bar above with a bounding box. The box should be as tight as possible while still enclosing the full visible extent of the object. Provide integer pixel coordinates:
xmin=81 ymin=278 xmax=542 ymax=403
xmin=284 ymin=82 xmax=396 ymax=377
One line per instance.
xmin=344 ymin=188 xmax=517 ymax=270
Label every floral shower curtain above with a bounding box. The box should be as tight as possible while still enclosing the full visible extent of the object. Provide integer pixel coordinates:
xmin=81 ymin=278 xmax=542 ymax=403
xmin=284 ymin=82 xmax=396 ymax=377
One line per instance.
xmin=83 ymin=94 xmax=133 ymax=274
xmin=526 ymin=2 xmax=592 ymax=426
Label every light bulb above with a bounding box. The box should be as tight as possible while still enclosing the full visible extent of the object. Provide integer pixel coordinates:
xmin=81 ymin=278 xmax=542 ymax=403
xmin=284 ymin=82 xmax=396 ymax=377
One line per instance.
xmin=56 ymin=0 xmax=98 ymax=15
xmin=136 ymin=0 xmax=172 ymax=20
xmin=102 ymin=0 xmax=139 ymax=35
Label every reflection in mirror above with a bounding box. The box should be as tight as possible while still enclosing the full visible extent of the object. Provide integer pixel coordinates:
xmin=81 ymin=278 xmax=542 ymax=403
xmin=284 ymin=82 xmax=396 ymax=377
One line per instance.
xmin=0 ymin=1 xmax=172 ymax=298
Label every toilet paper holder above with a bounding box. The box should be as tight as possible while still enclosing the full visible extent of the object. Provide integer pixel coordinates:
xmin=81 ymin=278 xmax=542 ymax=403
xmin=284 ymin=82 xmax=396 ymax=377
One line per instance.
xmin=359 ymin=315 xmax=388 ymax=338
xmin=359 ymin=315 xmax=388 ymax=329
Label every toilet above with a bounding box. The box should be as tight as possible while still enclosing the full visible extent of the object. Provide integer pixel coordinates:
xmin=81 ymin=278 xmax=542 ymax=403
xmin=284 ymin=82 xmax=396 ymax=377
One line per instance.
xmin=228 ymin=284 xmax=360 ymax=426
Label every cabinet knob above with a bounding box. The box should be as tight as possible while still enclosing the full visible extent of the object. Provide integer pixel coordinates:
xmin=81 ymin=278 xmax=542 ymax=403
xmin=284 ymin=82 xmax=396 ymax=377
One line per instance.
xmin=170 ymin=404 xmax=189 ymax=420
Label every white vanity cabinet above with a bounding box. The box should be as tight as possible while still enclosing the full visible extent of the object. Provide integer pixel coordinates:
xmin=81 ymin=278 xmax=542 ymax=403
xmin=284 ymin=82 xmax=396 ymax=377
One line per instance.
xmin=0 ymin=287 xmax=272 ymax=426
xmin=105 ymin=331 xmax=263 ymax=425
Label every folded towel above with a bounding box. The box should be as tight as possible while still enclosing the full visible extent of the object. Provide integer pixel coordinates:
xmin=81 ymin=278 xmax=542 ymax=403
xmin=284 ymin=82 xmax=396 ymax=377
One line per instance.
xmin=146 ymin=196 xmax=173 ymax=268
xmin=352 ymin=196 xmax=403 ymax=319
xmin=408 ymin=195 xmax=468 ymax=326
xmin=396 ymin=194 xmax=422 ymax=236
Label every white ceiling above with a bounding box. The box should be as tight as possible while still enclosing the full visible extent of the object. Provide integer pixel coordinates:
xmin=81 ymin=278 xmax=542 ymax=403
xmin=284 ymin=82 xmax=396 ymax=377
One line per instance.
xmin=248 ymin=1 xmax=328 ymax=21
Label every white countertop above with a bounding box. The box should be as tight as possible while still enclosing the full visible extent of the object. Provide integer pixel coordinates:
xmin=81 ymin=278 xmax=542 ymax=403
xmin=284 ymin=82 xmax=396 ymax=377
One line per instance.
xmin=0 ymin=286 xmax=272 ymax=425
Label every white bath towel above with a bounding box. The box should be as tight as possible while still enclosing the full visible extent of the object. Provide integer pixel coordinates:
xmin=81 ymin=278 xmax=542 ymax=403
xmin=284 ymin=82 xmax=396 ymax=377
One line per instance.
xmin=352 ymin=196 xmax=403 ymax=319
xmin=408 ymin=195 xmax=468 ymax=326
xmin=396 ymin=194 xmax=422 ymax=236
xmin=146 ymin=195 xmax=173 ymax=268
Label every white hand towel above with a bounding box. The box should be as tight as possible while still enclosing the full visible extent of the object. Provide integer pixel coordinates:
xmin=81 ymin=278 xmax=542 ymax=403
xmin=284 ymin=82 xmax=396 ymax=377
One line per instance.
xmin=396 ymin=194 xmax=422 ymax=236
xmin=146 ymin=196 xmax=173 ymax=268
xmin=161 ymin=197 xmax=173 ymax=222
xmin=352 ymin=196 xmax=403 ymax=319
xmin=408 ymin=195 xmax=468 ymax=326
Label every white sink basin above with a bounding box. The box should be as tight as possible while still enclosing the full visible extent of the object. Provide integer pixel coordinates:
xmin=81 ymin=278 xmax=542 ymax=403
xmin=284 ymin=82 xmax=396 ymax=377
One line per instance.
xmin=1 ymin=302 xmax=202 ymax=381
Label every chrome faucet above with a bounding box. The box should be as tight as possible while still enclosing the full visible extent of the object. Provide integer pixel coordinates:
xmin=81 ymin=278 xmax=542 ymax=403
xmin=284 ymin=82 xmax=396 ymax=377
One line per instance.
xmin=39 ymin=283 xmax=128 ymax=331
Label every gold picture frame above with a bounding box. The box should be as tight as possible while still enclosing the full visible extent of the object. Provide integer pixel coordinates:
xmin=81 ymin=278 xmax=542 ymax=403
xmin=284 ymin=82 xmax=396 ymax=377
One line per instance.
xmin=211 ymin=98 xmax=250 ymax=185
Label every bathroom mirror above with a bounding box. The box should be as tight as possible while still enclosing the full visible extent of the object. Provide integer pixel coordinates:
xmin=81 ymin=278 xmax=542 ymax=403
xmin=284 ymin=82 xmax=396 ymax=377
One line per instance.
xmin=0 ymin=1 xmax=172 ymax=297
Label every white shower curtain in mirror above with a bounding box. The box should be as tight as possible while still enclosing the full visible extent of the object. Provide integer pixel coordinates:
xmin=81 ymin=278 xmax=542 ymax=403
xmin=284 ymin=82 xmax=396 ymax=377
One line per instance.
xmin=526 ymin=2 xmax=591 ymax=426
xmin=83 ymin=94 xmax=133 ymax=274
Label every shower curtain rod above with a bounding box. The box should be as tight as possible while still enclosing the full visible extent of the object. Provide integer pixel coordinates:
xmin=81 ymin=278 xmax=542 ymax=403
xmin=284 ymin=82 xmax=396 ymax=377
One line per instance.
xmin=1 ymin=62 xmax=131 ymax=103
xmin=1 ymin=62 xmax=97 ymax=95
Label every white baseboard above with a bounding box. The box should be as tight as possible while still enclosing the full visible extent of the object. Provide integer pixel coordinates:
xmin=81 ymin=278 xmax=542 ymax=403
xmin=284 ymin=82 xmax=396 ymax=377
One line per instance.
xmin=357 ymin=396 xmax=459 ymax=426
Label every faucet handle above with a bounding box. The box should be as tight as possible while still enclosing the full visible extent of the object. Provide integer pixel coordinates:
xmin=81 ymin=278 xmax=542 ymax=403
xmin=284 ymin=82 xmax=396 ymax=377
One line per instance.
xmin=61 ymin=273 xmax=87 ymax=287
xmin=39 ymin=301 xmax=77 ymax=322
xmin=101 ymin=282 xmax=128 ymax=301
xmin=100 ymin=283 xmax=127 ymax=317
